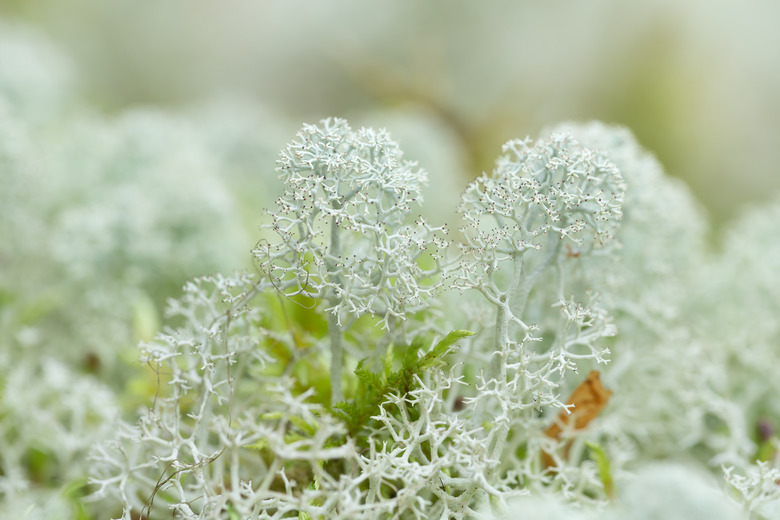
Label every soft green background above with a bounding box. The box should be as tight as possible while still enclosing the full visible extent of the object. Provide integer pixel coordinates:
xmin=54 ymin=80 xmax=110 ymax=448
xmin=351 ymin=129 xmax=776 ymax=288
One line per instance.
xmin=3 ymin=0 xmax=779 ymax=229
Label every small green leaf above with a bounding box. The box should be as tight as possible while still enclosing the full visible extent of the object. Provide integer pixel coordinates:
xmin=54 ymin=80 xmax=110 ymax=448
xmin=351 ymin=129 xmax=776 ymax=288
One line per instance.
xmin=62 ymin=478 xmax=91 ymax=520
xmin=228 ymin=503 xmax=241 ymax=520
xmin=419 ymin=330 xmax=475 ymax=369
xmin=283 ymin=432 xmax=307 ymax=444
xmin=585 ymin=441 xmax=614 ymax=498
xmin=246 ymin=439 xmax=268 ymax=452
xmin=290 ymin=416 xmax=318 ymax=437
xmin=435 ymin=330 xmax=476 ymax=352
xmin=755 ymin=437 xmax=777 ymax=463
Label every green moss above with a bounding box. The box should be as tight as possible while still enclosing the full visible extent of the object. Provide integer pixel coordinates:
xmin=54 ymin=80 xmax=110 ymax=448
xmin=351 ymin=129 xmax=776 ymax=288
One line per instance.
xmin=331 ymin=329 xmax=474 ymax=441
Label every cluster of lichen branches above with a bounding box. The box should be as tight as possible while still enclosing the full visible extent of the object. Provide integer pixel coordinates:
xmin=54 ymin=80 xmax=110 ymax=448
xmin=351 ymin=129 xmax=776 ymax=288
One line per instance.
xmin=90 ymin=119 xmax=635 ymax=519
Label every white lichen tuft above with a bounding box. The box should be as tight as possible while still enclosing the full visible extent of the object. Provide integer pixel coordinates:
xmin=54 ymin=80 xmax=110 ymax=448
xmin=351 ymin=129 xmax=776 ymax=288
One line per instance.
xmin=82 ymin=118 xmax=777 ymax=520
xmin=256 ymin=117 xmax=447 ymax=329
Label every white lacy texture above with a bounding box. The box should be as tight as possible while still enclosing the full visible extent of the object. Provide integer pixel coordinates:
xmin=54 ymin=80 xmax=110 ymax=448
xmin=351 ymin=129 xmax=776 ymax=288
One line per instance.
xmin=449 ymin=131 xmax=625 ymax=508
xmin=252 ymin=118 xmax=448 ymax=405
xmin=89 ymin=122 xmax=635 ymax=518
xmin=549 ymin=123 xmax=751 ymax=471
xmin=255 ymin=118 xmax=447 ymax=330
xmin=724 ymin=461 xmax=780 ymax=519
xmin=78 ymin=118 xmax=780 ymax=519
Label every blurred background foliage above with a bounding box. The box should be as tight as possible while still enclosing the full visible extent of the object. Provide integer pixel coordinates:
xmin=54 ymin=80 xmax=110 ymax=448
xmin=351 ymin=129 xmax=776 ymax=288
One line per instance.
xmin=3 ymin=0 xmax=780 ymax=229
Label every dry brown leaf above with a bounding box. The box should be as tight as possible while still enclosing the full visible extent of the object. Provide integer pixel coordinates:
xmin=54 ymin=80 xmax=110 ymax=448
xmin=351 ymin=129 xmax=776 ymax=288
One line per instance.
xmin=542 ymin=370 xmax=612 ymax=468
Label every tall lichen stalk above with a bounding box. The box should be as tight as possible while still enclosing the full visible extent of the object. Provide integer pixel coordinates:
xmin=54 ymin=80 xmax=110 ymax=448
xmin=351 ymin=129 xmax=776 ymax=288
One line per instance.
xmin=450 ymin=134 xmax=624 ymax=508
xmin=253 ymin=118 xmax=447 ymax=407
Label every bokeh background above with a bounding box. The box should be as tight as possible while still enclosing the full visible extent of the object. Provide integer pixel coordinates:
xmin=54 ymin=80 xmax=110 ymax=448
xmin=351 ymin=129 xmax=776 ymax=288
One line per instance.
xmin=4 ymin=0 xmax=780 ymax=229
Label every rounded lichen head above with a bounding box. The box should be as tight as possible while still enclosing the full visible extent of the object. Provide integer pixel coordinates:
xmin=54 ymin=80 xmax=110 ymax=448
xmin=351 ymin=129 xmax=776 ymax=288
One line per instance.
xmin=459 ymin=132 xmax=625 ymax=262
xmin=255 ymin=117 xmax=447 ymax=327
